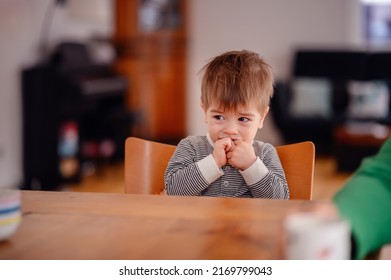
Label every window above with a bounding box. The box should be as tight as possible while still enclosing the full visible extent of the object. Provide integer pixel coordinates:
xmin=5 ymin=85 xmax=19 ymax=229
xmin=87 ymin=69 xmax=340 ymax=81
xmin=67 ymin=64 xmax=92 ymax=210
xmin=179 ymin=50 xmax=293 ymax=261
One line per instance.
xmin=362 ymin=0 xmax=391 ymax=46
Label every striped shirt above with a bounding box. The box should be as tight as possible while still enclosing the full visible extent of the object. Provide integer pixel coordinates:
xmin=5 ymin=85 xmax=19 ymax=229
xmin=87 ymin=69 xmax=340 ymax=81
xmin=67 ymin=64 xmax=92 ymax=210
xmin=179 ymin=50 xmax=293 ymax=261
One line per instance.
xmin=164 ymin=134 xmax=289 ymax=199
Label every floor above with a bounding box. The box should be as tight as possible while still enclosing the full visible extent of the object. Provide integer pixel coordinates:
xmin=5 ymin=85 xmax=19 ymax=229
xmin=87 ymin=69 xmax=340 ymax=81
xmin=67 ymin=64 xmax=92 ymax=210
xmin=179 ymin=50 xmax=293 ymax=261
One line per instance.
xmin=64 ymin=156 xmax=391 ymax=259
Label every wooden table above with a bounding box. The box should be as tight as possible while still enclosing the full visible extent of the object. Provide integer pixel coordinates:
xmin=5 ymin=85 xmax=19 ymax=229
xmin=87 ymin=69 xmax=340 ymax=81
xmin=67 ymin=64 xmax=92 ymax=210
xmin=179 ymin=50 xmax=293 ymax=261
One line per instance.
xmin=0 ymin=190 xmax=318 ymax=260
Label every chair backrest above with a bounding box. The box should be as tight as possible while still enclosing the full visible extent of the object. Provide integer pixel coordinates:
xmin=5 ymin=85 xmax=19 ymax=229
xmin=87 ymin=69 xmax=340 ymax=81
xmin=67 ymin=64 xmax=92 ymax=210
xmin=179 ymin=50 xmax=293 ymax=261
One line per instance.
xmin=124 ymin=137 xmax=176 ymax=195
xmin=275 ymin=141 xmax=315 ymax=200
xmin=124 ymin=137 xmax=315 ymax=200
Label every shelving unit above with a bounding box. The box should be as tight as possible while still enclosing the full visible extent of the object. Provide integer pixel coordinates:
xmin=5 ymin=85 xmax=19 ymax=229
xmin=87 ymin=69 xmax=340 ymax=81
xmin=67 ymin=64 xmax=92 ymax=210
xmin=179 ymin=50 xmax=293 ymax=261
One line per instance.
xmin=113 ymin=0 xmax=187 ymax=143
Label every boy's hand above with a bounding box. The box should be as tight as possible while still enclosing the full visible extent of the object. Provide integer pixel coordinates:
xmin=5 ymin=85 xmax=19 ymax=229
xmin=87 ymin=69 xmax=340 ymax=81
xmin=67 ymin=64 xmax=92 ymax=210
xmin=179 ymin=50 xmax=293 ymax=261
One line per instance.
xmin=227 ymin=139 xmax=256 ymax=170
xmin=213 ymin=138 xmax=233 ymax=168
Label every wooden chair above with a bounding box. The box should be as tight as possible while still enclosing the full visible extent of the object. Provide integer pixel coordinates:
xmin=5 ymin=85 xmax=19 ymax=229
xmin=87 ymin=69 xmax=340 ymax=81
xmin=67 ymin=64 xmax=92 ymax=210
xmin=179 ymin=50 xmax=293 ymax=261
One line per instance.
xmin=124 ymin=137 xmax=315 ymax=200
xmin=275 ymin=141 xmax=315 ymax=200
xmin=124 ymin=137 xmax=176 ymax=195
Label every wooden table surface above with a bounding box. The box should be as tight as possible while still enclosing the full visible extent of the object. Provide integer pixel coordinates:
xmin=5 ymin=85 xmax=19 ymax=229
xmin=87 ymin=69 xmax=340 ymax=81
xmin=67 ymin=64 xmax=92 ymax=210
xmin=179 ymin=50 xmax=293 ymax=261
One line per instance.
xmin=0 ymin=190 xmax=317 ymax=260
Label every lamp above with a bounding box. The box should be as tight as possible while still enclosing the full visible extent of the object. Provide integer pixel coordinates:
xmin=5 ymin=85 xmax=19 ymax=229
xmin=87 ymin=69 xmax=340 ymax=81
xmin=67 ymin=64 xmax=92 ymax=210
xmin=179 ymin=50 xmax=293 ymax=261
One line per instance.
xmin=39 ymin=0 xmax=67 ymax=63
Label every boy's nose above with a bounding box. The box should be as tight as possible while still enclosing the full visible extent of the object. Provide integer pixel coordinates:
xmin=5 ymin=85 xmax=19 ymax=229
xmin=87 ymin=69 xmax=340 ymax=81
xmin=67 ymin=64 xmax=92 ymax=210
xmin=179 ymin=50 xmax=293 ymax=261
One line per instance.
xmin=223 ymin=122 xmax=238 ymax=135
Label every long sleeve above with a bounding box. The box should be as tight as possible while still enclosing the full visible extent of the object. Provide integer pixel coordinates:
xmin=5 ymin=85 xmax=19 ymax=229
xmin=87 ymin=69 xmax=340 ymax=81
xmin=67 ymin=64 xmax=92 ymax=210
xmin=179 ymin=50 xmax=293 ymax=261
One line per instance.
xmin=164 ymin=136 xmax=222 ymax=196
xmin=164 ymin=135 xmax=289 ymax=199
xmin=333 ymin=137 xmax=391 ymax=259
xmin=242 ymin=144 xmax=289 ymax=199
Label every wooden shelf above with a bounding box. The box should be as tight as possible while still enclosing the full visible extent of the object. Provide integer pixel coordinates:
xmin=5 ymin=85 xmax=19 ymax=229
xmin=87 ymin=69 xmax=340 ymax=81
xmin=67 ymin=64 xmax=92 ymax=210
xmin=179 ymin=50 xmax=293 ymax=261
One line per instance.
xmin=113 ymin=0 xmax=187 ymax=143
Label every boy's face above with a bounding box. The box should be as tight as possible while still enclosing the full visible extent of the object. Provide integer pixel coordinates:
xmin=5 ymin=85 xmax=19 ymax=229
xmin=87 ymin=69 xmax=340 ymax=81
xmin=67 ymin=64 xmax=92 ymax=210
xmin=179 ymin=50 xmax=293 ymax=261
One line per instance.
xmin=202 ymin=101 xmax=269 ymax=144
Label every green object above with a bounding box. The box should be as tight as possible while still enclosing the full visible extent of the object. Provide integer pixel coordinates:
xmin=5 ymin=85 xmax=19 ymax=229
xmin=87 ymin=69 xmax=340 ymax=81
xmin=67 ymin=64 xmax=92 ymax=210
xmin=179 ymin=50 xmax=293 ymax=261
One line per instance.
xmin=333 ymin=137 xmax=391 ymax=259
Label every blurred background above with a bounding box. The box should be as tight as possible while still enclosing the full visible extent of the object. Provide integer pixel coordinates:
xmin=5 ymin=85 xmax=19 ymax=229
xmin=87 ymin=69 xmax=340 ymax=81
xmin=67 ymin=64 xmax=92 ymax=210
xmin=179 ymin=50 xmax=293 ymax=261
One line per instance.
xmin=1 ymin=0 xmax=391 ymax=192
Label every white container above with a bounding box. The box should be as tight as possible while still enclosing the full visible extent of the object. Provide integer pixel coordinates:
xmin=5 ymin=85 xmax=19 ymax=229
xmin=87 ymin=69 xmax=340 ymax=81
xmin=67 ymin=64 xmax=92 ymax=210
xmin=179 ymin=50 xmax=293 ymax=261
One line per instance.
xmin=0 ymin=189 xmax=21 ymax=241
xmin=284 ymin=212 xmax=351 ymax=260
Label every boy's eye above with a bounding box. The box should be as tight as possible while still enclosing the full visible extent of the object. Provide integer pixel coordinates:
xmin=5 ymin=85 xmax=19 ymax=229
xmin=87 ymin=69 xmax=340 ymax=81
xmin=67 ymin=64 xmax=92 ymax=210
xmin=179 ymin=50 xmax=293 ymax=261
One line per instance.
xmin=213 ymin=115 xmax=224 ymax=120
xmin=238 ymin=117 xmax=250 ymax=122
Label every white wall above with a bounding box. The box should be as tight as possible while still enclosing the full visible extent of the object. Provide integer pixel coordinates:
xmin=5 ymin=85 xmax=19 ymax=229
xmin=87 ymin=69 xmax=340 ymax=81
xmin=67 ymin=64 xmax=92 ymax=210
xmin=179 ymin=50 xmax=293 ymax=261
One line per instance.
xmin=0 ymin=1 xmax=29 ymax=190
xmin=0 ymin=0 xmax=112 ymax=189
xmin=187 ymin=0 xmax=362 ymax=143
xmin=0 ymin=0 xmax=362 ymax=189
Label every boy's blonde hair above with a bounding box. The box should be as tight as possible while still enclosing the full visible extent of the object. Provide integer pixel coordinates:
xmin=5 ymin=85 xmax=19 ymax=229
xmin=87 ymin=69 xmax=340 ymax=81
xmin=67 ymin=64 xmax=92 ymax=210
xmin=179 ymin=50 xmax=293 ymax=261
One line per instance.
xmin=200 ymin=50 xmax=274 ymax=113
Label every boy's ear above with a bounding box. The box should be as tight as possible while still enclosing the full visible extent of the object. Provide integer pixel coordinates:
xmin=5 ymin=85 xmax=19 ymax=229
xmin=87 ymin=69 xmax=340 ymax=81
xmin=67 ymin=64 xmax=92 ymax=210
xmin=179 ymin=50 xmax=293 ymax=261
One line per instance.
xmin=200 ymin=102 xmax=208 ymax=123
xmin=258 ymin=106 xmax=270 ymax=129
xmin=263 ymin=106 xmax=270 ymax=118
xmin=200 ymin=101 xmax=205 ymax=111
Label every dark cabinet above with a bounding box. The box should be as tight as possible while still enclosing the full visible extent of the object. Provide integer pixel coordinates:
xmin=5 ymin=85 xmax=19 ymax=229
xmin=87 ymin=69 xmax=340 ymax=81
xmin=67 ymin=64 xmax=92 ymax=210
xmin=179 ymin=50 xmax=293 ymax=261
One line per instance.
xmin=22 ymin=42 xmax=130 ymax=190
